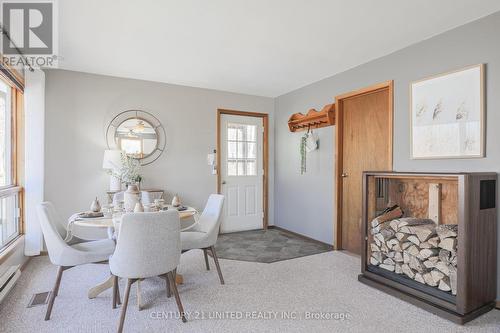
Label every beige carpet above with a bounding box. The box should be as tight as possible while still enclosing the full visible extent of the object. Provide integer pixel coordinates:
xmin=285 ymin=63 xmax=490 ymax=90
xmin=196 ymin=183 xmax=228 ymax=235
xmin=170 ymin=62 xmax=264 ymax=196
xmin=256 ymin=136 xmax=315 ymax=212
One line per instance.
xmin=0 ymin=250 xmax=499 ymax=333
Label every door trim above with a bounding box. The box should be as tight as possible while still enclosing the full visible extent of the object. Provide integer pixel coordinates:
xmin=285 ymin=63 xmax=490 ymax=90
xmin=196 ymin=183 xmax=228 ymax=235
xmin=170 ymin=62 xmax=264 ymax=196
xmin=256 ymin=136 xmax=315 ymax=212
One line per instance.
xmin=217 ymin=109 xmax=269 ymax=229
xmin=334 ymin=81 xmax=394 ymax=250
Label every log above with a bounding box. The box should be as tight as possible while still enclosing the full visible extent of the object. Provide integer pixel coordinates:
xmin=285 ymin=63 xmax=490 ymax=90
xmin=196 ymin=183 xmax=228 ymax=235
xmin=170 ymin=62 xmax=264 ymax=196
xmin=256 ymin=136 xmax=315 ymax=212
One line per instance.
xmin=419 ymin=248 xmax=439 ymax=259
xmin=386 ymin=251 xmax=396 ymax=259
xmin=438 ymin=249 xmax=451 ymax=264
xmin=393 ymin=252 xmax=404 ymax=263
xmin=413 ymin=225 xmax=437 ymax=242
xmin=392 ymin=243 xmax=402 ymax=252
xmin=409 ymin=255 xmax=425 ymax=273
xmin=395 ymin=232 xmax=409 ymax=242
xmin=403 ymin=252 xmax=410 ymax=264
xmin=449 ymin=266 xmax=457 ymax=295
xmin=407 ymin=235 xmax=420 ymax=246
xmin=419 ymin=241 xmax=432 ymax=249
xmin=370 ymin=256 xmax=380 ymax=266
xmin=438 ymin=238 xmax=457 ymax=252
xmin=395 ymin=263 xmax=403 ymax=274
xmin=406 ymin=245 xmax=420 ymax=257
xmin=379 ymin=263 xmax=395 ymax=272
xmin=390 ymin=219 xmax=401 ymax=232
xmin=395 ymin=217 xmax=435 ymax=229
xmin=423 ymin=272 xmax=438 ymax=286
xmin=380 ymin=228 xmax=395 ymax=240
xmin=423 ymin=256 xmax=440 ymax=269
xmin=430 ymin=269 xmax=445 ymax=282
xmin=371 ymin=205 xmax=404 ymax=228
xmin=383 ymin=258 xmax=395 ymax=265
xmin=386 ymin=238 xmax=400 ymax=250
xmin=435 ymin=261 xmax=450 ymax=276
xmin=436 ymin=224 xmax=458 ymax=240
xmin=372 ymin=251 xmax=384 ymax=263
xmin=414 ymin=273 xmax=425 ymax=284
xmin=371 ymin=221 xmax=392 ymax=234
xmin=380 ymin=243 xmax=389 ymax=253
xmin=423 ymin=259 xmax=436 ymax=269
xmin=427 ymin=236 xmax=440 ymax=248
xmin=401 ymin=264 xmax=415 ymax=279
xmin=374 ymin=236 xmax=382 ymax=247
xmin=370 ymin=243 xmax=380 ymax=252
xmin=374 ymin=233 xmax=385 ymax=246
xmin=401 ymin=242 xmax=412 ymax=250
xmin=438 ymin=277 xmax=451 ymax=292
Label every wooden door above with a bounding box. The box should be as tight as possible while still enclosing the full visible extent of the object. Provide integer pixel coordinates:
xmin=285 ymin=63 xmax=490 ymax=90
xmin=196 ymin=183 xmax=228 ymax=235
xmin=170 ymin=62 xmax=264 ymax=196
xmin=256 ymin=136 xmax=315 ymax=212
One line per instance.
xmin=336 ymin=82 xmax=393 ymax=254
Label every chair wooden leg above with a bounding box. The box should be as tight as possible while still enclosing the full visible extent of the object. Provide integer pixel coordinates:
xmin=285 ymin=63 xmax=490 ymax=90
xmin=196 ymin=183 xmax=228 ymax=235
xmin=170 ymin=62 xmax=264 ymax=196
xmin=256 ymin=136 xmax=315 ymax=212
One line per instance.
xmin=137 ymin=279 xmax=143 ymax=311
xmin=117 ymin=279 xmax=134 ymax=333
xmin=209 ymin=246 xmax=225 ymax=285
xmin=165 ymin=274 xmax=172 ymax=298
xmin=45 ymin=266 xmax=64 ymax=321
xmin=203 ymin=248 xmax=210 ymax=270
xmin=168 ymin=271 xmax=187 ymax=323
xmin=112 ymin=275 xmax=118 ymax=309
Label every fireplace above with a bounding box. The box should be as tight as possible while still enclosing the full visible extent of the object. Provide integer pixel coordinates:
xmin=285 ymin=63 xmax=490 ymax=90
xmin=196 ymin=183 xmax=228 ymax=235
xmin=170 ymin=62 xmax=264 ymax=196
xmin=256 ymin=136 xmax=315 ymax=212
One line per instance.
xmin=358 ymin=172 xmax=497 ymax=324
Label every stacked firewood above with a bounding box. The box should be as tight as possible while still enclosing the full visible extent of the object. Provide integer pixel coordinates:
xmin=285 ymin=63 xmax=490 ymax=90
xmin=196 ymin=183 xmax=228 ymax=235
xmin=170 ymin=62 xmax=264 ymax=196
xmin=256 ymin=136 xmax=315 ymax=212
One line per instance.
xmin=369 ymin=206 xmax=458 ymax=295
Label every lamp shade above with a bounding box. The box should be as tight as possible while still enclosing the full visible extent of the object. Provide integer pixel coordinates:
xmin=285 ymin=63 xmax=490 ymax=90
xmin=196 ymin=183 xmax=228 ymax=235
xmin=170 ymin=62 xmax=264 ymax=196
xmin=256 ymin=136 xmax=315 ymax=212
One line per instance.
xmin=102 ymin=149 xmax=123 ymax=170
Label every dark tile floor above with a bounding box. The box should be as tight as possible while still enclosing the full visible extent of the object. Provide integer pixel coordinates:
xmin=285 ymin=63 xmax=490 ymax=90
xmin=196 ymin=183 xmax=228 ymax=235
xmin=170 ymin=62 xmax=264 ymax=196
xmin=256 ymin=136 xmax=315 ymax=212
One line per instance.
xmin=214 ymin=228 xmax=332 ymax=263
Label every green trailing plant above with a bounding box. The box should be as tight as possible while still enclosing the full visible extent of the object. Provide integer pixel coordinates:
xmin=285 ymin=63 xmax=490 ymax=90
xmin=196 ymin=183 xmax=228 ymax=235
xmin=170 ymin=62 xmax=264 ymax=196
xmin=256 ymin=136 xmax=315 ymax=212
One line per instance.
xmin=300 ymin=133 xmax=308 ymax=174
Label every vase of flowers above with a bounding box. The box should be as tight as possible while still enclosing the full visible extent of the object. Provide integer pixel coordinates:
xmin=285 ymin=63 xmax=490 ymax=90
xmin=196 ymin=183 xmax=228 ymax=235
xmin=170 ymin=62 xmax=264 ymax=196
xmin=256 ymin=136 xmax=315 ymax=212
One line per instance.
xmin=106 ymin=153 xmax=143 ymax=211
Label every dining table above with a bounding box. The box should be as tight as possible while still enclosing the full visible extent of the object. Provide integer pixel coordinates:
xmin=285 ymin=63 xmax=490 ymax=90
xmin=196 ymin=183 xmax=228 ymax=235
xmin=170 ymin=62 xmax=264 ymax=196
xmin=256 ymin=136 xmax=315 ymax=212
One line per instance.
xmin=65 ymin=205 xmax=198 ymax=300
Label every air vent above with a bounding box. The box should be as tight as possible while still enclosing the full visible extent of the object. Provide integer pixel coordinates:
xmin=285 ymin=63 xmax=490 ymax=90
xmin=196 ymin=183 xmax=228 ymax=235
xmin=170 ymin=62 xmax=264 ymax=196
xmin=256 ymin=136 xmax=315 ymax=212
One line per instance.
xmin=27 ymin=291 xmax=51 ymax=307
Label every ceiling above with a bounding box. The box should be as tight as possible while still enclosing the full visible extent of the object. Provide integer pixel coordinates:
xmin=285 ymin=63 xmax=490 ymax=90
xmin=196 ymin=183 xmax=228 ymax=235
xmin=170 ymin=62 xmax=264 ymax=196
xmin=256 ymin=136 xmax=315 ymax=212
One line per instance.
xmin=58 ymin=0 xmax=500 ymax=97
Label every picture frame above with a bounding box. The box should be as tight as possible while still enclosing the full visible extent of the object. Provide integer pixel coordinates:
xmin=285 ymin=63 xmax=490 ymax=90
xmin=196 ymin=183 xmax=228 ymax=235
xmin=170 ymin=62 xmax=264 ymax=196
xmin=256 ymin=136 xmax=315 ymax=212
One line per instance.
xmin=410 ymin=64 xmax=485 ymax=159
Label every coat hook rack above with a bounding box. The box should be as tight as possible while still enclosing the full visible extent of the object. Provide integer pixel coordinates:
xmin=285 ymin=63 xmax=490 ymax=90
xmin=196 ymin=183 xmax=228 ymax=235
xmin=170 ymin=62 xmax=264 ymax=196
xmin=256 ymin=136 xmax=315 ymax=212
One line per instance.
xmin=287 ymin=103 xmax=335 ymax=132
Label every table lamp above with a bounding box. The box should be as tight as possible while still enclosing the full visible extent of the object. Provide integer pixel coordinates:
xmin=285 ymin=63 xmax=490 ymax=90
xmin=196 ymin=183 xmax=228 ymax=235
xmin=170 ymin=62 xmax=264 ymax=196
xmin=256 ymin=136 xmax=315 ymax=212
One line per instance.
xmin=103 ymin=149 xmax=123 ymax=191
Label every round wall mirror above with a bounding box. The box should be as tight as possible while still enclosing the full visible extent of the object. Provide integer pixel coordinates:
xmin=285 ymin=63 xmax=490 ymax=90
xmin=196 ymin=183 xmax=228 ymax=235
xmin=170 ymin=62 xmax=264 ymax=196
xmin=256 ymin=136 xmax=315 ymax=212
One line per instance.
xmin=106 ymin=110 xmax=166 ymax=165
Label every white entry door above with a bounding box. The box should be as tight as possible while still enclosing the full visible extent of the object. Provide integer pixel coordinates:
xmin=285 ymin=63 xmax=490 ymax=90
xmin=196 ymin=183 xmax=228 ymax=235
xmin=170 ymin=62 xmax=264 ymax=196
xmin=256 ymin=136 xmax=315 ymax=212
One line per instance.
xmin=220 ymin=114 xmax=264 ymax=233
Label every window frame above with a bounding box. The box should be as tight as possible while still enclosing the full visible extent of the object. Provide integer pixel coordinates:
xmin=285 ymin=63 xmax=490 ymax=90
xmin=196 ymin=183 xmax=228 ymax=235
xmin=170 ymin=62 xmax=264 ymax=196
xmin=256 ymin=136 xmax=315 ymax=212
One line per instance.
xmin=0 ymin=63 xmax=24 ymax=254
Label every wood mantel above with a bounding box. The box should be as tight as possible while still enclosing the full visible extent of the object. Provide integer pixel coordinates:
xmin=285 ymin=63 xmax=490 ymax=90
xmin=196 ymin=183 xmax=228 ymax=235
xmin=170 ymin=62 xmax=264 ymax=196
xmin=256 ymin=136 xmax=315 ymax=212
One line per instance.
xmin=288 ymin=103 xmax=335 ymax=132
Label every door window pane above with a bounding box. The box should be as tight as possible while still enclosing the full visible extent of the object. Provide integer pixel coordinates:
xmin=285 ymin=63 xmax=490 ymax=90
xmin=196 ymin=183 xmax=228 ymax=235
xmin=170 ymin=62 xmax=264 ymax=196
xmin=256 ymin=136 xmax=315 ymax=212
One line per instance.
xmin=0 ymin=81 xmax=12 ymax=187
xmin=226 ymin=122 xmax=258 ymax=176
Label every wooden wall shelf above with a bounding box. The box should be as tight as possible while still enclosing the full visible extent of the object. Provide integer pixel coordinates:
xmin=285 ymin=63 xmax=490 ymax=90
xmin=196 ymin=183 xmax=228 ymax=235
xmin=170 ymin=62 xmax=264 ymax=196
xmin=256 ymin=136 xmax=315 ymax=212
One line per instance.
xmin=288 ymin=103 xmax=335 ymax=132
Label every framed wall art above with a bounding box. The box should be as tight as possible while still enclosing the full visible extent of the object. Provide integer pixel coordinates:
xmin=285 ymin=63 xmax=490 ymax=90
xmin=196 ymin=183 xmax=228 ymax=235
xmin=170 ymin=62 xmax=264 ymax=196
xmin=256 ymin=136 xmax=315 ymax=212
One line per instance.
xmin=410 ymin=64 xmax=484 ymax=159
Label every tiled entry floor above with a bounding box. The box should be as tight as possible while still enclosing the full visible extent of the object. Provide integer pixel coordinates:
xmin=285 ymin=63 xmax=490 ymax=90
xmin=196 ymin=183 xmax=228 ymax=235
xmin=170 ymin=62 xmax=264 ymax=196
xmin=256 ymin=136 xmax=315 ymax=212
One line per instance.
xmin=214 ymin=228 xmax=332 ymax=263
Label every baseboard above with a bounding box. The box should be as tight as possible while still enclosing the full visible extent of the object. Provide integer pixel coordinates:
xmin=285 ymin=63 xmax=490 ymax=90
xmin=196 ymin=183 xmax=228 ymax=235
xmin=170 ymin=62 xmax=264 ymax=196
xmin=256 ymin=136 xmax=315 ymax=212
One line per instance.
xmin=269 ymin=226 xmax=333 ymax=249
xmin=496 ymin=301 xmax=500 ymax=310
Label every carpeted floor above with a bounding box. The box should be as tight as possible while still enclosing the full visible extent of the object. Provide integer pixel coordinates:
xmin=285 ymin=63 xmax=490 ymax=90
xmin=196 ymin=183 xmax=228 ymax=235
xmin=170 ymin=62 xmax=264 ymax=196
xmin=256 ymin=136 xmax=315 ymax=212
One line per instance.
xmin=0 ymin=251 xmax=499 ymax=333
xmin=214 ymin=228 xmax=332 ymax=263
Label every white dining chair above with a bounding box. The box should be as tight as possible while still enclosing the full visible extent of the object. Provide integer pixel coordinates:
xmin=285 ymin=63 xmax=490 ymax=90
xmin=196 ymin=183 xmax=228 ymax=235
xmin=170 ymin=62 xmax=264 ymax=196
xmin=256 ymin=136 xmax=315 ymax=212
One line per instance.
xmin=41 ymin=201 xmax=91 ymax=245
xmin=109 ymin=211 xmax=186 ymax=333
xmin=37 ymin=202 xmax=116 ymax=321
xmin=180 ymin=194 xmax=225 ymax=284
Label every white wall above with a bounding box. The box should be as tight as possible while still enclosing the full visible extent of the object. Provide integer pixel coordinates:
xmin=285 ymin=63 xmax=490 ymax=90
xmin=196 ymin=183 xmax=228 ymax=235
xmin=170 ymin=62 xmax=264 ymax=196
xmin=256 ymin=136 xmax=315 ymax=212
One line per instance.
xmin=275 ymin=12 xmax=500 ymax=298
xmin=44 ymin=70 xmax=275 ymax=226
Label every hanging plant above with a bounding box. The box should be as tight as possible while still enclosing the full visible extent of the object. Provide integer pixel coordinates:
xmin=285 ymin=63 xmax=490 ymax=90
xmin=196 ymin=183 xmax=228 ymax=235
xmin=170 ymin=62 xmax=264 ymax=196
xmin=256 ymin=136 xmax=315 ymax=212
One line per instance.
xmin=300 ymin=132 xmax=308 ymax=174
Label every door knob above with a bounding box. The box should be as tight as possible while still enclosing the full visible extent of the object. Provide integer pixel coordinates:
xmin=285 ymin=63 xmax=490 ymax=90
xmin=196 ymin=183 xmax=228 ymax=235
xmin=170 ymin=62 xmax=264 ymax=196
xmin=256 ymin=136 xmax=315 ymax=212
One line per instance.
xmin=222 ymin=181 xmax=226 ymax=184
xmin=341 ymin=173 xmax=349 ymax=178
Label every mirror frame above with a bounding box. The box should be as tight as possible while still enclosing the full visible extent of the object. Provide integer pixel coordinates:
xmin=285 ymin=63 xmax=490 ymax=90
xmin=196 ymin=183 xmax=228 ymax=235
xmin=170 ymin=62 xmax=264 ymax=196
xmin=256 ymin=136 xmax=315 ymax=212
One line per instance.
xmin=106 ymin=110 xmax=166 ymax=165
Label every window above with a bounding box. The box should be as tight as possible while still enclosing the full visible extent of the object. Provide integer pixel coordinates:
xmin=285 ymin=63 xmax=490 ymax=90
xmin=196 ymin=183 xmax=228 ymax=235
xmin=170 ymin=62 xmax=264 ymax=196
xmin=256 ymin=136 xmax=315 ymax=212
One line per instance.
xmin=227 ymin=123 xmax=257 ymax=176
xmin=0 ymin=74 xmax=22 ymax=252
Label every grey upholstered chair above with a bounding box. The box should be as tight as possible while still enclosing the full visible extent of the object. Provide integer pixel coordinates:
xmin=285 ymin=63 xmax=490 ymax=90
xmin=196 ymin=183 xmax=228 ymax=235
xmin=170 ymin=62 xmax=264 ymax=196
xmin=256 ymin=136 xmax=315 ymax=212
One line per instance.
xmin=109 ymin=211 xmax=186 ymax=333
xmin=181 ymin=194 xmax=225 ymax=284
xmin=37 ymin=202 xmax=116 ymax=321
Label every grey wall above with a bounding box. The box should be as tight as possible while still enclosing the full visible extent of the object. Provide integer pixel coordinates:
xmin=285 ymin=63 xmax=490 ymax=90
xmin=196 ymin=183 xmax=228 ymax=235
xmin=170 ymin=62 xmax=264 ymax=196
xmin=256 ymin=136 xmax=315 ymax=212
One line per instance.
xmin=44 ymin=70 xmax=275 ymax=229
xmin=275 ymin=12 xmax=500 ymax=298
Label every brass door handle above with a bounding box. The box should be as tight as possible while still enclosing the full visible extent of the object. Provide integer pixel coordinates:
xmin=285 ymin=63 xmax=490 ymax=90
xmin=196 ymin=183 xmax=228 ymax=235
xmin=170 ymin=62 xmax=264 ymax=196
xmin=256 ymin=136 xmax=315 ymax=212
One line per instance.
xmin=222 ymin=181 xmax=226 ymax=185
xmin=341 ymin=173 xmax=349 ymax=178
